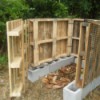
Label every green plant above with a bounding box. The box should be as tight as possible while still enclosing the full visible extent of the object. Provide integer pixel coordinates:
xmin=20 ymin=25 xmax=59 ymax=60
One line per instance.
xmin=0 ymin=55 xmax=8 ymax=65
xmin=25 ymin=0 xmax=68 ymax=18
xmin=53 ymin=2 xmax=68 ymax=18
xmin=0 ymin=0 xmax=29 ymax=52
xmin=62 ymin=0 xmax=100 ymax=19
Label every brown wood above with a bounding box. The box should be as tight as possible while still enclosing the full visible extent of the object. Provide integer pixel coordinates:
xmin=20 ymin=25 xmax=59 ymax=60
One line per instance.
xmin=75 ymin=23 xmax=84 ymax=87
xmin=67 ymin=20 xmax=74 ymax=55
xmin=33 ymin=20 xmax=39 ymax=66
xmin=52 ymin=20 xmax=57 ymax=59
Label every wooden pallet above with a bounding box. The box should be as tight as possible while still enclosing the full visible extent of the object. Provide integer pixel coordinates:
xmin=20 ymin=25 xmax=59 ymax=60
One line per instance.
xmin=28 ymin=19 xmax=85 ymax=67
xmin=28 ymin=19 xmax=70 ymax=66
xmin=82 ymin=22 xmax=100 ymax=87
xmin=75 ymin=20 xmax=100 ymax=87
xmin=7 ymin=19 xmax=28 ymax=97
xmin=75 ymin=21 xmax=89 ymax=87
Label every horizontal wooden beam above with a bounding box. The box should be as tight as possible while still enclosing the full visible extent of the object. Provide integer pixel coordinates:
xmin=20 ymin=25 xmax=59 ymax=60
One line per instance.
xmin=8 ymin=26 xmax=23 ymax=36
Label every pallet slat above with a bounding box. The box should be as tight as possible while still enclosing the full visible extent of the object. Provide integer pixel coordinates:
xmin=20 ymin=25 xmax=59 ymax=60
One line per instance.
xmin=8 ymin=25 xmax=22 ymax=36
xmin=7 ymin=19 xmax=25 ymax=97
xmin=10 ymin=57 xmax=22 ymax=68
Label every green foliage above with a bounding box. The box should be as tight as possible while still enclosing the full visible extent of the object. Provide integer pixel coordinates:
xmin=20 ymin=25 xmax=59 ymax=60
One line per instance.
xmin=0 ymin=0 xmax=28 ymax=31
xmin=0 ymin=54 xmax=8 ymax=65
xmin=0 ymin=0 xmax=29 ymax=52
xmin=62 ymin=0 xmax=100 ymax=19
xmin=0 ymin=0 xmax=100 ymax=66
xmin=25 ymin=0 xmax=68 ymax=18
xmin=53 ymin=2 xmax=68 ymax=18
xmin=25 ymin=0 xmax=100 ymax=19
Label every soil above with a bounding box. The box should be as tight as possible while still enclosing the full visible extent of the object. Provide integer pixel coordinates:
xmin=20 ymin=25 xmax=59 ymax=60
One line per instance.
xmin=0 ymin=65 xmax=100 ymax=100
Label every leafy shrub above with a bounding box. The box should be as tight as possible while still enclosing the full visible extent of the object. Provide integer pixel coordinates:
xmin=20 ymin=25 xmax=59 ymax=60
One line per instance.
xmin=62 ymin=0 xmax=100 ymax=19
xmin=0 ymin=0 xmax=29 ymax=52
xmin=25 ymin=0 xmax=68 ymax=18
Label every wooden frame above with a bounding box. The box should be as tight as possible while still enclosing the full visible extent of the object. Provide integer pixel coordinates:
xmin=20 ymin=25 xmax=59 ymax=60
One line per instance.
xmin=6 ymin=18 xmax=100 ymax=97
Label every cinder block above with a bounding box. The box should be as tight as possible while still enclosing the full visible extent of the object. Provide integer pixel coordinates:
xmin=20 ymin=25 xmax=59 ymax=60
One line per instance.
xmin=38 ymin=63 xmax=49 ymax=77
xmin=49 ymin=56 xmax=75 ymax=73
xmin=49 ymin=59 xmax=62 ymax=73
xmin=63 ymin=76 xmax=100 ymax=100
xmin=28 ymin=63 xmax=49 ymax=82
xmin=60 ymin=56 xmax=75 ymax=67
xmin=28 ymin=56 xmax=75 ymax=82
xmin=63 ymin=81 xmax=82 ymax=100
xmin=82 ymin=76 xmax=100 ymax=99
xmin=28 ymin=68 xmax=40 ymax=82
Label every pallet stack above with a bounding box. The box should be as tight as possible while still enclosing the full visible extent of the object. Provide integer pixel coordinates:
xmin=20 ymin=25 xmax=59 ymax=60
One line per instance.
xmin=7 ymin=19 xmax=25 ymax=97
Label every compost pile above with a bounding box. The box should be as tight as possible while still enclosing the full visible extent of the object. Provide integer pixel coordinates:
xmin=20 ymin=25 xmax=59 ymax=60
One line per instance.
xmin=42 ymin=63 xmax=76 ymax=89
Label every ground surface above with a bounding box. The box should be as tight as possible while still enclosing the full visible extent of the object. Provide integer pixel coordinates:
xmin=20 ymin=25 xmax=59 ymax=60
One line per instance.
xmin=0 ymin=65 xmax=100 ymax=100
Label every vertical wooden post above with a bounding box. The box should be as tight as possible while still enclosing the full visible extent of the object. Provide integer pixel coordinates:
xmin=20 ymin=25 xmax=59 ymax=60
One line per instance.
xmin=6 ymin=22 xmax=12 ymax=96
xmin=82 ymin=23 xmax=90 ymax=87
xmin=67 ymin=20 xmax=74 ymax=55
xmin=52 ymin=20 xmax=57 ymax=59
xmin=21 ymin=20 xmax=25 ymax=90
xmin=27 ymin=20 xmax=30 ymax=65
xmin=75 ymin=22 xmax=85 ymax=87
xmin=33 ymin=20 xmax=39 ymax=66
xmin=27 ymin=20 xmax=29 ymax=71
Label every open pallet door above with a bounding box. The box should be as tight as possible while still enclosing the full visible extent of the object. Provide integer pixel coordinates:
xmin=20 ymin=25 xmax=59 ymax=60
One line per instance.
xmin=75 ymin=20 xmax=100 ymax=87
xmin=6 ymin=19 xmax=29 ymax=97
xmin=82 ymin=21 xmax=100 ymax=87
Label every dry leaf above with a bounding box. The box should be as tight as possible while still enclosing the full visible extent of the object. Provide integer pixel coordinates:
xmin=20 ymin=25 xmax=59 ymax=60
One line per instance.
xmin=42 ymin=78 xmax=49 ymax=84
xmin=53 ymin=85 xmax=62 ymax=89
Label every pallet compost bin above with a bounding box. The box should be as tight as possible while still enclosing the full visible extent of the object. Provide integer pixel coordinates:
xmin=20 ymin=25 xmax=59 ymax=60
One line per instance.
xmin=6 ymin=18 xmax=100 ymax=97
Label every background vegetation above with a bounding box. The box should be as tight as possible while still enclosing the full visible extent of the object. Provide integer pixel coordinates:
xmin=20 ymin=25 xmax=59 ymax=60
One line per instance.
xmin=0 ymin=0 xmax=100 ymax=65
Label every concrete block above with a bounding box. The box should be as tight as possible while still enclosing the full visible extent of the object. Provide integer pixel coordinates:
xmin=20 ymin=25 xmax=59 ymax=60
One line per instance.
xmin=38 ymin=63 xmax=49 ymax=77
xmin=28 ymin=68 xmax=40 ymax=82
xmin=49 ymin=56 xmax=75 ymax=73
xmin=28 ymin=63 xmax=49 ymax=82
xmin=63 ymin=76 xmax=100 ymax=100
xmin=49 ymin=59 xmax=62 ymax=73
xmin=82 ymin=76 xmax=100 ymax=99
xmin=28 ymin=56 xmax=75 ymax=82
xmin=63 ymin=81 xmax=82 ymax=100
xmin=60 ymin=56 xmax=75 ymax=66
